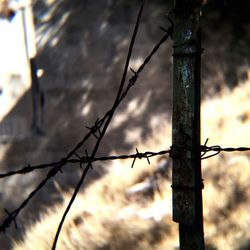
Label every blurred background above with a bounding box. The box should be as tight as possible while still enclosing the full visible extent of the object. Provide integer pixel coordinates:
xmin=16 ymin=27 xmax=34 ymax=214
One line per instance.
xmin=0 ymin=0 xmax=250 ymax=249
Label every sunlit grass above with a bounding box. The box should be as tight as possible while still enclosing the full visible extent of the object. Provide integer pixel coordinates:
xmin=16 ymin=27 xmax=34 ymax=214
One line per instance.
xmin=13 ymin=79 xmax=250 ymax=249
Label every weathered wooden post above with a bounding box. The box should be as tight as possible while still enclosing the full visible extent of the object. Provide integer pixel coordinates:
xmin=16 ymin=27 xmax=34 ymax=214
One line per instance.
xmin=172 ymin=0 xmax=205 ymax=249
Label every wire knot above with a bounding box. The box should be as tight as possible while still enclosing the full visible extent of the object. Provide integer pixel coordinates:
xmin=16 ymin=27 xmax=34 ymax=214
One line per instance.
xmin=85 ymin=119 xmax=101 ymax=139
xmin=131 ymin=148 xmax=151 ymax=168
xmin=47 ymin=166 xmax=61 ymax=178
xmin=85 ymin=150 xmax=93 ymax=169
xmin=0 ymin=209 xmax=18 ymax=233
xmin=60 ymin=158 xmax=67 ymax=166
xmin=22 ymin=164 xmax=32 ymax=174
xmin=200 ymin=139 xmax=221 ymax=159
xmin=129 ymin=68 xmax=138 ymax=87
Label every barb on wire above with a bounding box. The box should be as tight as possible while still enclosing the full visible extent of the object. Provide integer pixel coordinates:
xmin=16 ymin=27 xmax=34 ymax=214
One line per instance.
xmin=199 ymin=138 xmax=250 ymax=159
xmin=201 ymin=138 xmax=209 ymax=158
xmin=85 ymin=119 xmax=102 ymax=139
xmin=0 ymin=2 xmax=174 ymax=243
xmin=3 ymin=209 xmax=18 ymax=230
xmin=131 ymin=148 xmax=151 ymax=168
xmin=201 ymin=144 xmax=250 ymax=160
xmin=90 ymin=149 xmax=170 ymax=162
xmin=129 ymin=68 xmax=138 ymax=87
xmin=52 ymin=1 xmax=147 ymax=249
xmin=73 ymin=152 xmax=83 ymax=168
xmin=0 ymin=149 xmax=171 ymax=179
xmin=0 ymin=161 xmax=61 ymax=178
xmin=1 ymin=140 xmax=249 ymax=179
xmin=85 ymin=150 xmax=93 ymax=169
xmin=0 ymin=168 xmax=58 ymax=233
xmin=0 ymin=149 xmax=172 ymax=234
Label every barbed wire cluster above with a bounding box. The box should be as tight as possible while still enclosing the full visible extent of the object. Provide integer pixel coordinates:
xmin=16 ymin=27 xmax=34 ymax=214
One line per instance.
xmin=1 ymin=145 xmax=250 ymax=179
xmin=0 ymin=1 xmax=174 ymax=248
xmin=0 ymin=1 xmax=250 ymax=249
xmin=0 ymin=141 xmax=249 ymax=235
xmin=201 ymin=145 xmax=250 ymax=160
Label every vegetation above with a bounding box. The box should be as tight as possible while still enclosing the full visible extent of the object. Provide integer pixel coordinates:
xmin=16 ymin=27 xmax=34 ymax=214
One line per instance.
xmin=13 ymin=78 xmax=250 ymax=249
xmin=0 ymin=1 xmax=249 ymax=249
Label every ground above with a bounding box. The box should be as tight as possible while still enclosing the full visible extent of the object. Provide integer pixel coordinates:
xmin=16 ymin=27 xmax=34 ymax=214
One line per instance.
xmin=0 ymin=1 xmax=250 ymax=249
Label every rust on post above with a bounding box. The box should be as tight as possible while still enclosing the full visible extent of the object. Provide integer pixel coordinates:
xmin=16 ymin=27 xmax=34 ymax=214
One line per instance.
xmin=172 ymin=0 xmax=204 ymax=249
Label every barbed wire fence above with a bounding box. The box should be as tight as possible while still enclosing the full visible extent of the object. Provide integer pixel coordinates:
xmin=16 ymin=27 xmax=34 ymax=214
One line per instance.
xmin=0 ymin=1 xmax=250 ymax=249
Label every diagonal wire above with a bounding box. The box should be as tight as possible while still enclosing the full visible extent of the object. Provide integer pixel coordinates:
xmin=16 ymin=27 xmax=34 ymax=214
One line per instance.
xmin=0 ymin=2 xmax=174 ymax=236
xmin=51 ymin=1 xmax=146 ymax=249
xmin=0 ymin=9 xmax=174 ymax=180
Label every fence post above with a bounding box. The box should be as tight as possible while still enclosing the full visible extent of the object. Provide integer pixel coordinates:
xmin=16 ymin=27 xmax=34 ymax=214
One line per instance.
xmin=172 ymin=1 xmax=205 ymax=249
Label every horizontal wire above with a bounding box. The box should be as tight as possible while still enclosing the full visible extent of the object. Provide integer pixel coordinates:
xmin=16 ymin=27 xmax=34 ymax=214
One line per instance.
xmin=0 ymin=2 xmax=174 ymax=236
xmin=1 ymin=145 xmax=250 ymax=178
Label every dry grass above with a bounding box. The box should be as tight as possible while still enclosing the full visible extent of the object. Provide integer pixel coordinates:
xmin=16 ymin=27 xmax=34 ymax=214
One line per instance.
xmin=201 ymin=79 xmax=250 ymax=250
xmin=13 ymin=79 xmax=250 ymax=250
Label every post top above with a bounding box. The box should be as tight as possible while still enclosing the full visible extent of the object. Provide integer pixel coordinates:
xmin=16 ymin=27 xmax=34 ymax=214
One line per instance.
xmin=174 ymin=0 xmax=203 ymax=17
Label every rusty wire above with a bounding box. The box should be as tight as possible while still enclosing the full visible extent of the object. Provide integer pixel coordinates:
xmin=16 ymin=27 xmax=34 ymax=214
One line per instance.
xmin=0 ymin=1 xmax=250 ymax=249
xmin=0 ymin=140 xmax=248 ymax=178
xmin=1 ymin=144 xmax=250 ymax=179
xmin=0 ymin=143 xmax=249 ymax=233
xmin=0 ymin=1 xmax=175 ymax=248
xmin=201 ymin=145 xmax=250 ymax=159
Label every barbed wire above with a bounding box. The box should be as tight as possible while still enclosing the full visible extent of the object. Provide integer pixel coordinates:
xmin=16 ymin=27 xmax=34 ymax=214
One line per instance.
xmin=50 ymin=2 xmax=149 ymax=247
xmin=50 ymin=1 xmax=152 ymax=248
xmin=0 ymin=142 xmax=249 ymax=233
xmin=1 ymin=2 xmax=250 ymax=249
xmin=1 ymin=145 xmax=250 ymax=179
xmin=0 ymin=1 xmax=175 ymax=249
xmin=201 ymin=145 xmax=250 ymax=159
